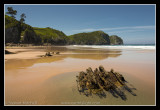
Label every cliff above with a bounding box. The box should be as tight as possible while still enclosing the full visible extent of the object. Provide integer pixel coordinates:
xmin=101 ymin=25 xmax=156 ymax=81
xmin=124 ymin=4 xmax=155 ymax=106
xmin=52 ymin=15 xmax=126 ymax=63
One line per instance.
xmin=109 ymin=35 xmax=123 ymax=45
xmin=5 ymin=15 xmax=42 ymax=45
xmin=5 ymin=15 xmax=21 ymax=43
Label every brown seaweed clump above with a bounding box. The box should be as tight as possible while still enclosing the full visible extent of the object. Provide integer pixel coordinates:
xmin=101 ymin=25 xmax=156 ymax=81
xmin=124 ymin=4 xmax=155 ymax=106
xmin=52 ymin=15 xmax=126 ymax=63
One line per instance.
xmin=56 ymin=52 xmax=60 ymax=54
xmin=76 ymin=65 xmax=128 ymax=98
xmin=39 ymin=51 xmax=60 ymax=57
xmin=40 ymin=52 xmax=52 ymax=57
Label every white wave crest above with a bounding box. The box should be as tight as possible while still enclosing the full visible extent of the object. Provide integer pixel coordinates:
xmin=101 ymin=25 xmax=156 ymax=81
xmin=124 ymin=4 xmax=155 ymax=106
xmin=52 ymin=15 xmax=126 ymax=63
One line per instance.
xmin=71 ymin=45 xmax=155 ymax=50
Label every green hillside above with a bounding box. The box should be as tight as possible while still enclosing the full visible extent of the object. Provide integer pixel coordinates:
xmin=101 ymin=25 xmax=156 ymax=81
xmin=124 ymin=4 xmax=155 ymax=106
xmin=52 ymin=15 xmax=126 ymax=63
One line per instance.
xmin=5 ymin=15 xmax=123 ymax=45
xmin=33 ymin=27 xmax=69 ymax=45
xmin=68 ymin=31 xmax=123 ymax=45
xmin=68 ymin=31 xmax=110 ymax=45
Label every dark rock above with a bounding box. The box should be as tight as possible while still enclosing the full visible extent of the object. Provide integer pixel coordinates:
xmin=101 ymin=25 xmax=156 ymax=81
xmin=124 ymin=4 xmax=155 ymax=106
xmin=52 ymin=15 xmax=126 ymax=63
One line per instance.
xmin=76 ymin=65 xmax=128 ymax=97
xmin=40 ymin=52 xmax=52 ymax=57
xmin=5 ymin=50 xmax=14 ymax=54
xmin=109 ymin=35 xmax=123 ymax=45
xmin=56 ymin=52 xmax=60 ymax=54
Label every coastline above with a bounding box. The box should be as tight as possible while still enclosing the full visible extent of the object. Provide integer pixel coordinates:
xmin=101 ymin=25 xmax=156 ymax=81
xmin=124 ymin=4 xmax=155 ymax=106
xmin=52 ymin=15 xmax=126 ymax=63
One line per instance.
xmin=5 ymin=45 xmax=156 ymax=105
xmin=5 ymin=45 xmax=155 ymax=60
xmin=5 ymin=48 xmax=46 ymax=60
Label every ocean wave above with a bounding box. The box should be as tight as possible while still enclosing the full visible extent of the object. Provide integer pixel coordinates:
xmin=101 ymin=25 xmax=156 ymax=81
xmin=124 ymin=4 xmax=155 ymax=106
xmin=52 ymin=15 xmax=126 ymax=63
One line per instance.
xmin=71 ymin=45 xmax=156 ymax=50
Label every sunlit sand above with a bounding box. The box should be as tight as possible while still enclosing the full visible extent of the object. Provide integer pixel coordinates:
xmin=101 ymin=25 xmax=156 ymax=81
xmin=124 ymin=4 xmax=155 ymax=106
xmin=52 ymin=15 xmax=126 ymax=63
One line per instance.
xmin=5 ymin=46 xmax=155 ymax=105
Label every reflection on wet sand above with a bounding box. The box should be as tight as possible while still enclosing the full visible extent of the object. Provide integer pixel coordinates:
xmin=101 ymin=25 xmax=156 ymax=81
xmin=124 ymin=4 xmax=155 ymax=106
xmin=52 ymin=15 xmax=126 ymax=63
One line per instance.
xmin=33 ymin=71 xmax=138 ymax=105
xmin=45 ymin=46 xmax=122 ymax=54
xmin=5 ymin=46 xmax=122 ymax=70
xmin=5 ymin=46 xmax=155 ymax=105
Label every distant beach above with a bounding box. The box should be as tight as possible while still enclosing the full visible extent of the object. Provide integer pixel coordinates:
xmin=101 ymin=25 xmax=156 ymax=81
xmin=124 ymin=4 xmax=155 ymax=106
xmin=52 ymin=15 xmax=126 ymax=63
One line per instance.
xmin=5 ymin=45 xmax=155 ymax=105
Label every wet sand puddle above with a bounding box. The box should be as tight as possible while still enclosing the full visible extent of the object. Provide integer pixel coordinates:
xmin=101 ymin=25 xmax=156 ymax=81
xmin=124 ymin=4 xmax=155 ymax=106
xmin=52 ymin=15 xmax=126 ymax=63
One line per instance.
xmin=5 ymin=46 xmax=155 ymax=105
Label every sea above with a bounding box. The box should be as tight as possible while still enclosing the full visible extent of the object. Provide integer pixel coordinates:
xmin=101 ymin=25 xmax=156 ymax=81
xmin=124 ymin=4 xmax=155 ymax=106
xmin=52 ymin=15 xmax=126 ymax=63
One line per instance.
xmin=71 ymin=44 xmax=156 ymax=50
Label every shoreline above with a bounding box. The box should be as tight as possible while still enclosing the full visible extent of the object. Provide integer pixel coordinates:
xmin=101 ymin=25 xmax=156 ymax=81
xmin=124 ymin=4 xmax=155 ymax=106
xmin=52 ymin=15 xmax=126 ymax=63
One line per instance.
xmin=5 ymin=48 xmax=46 ymax=60
xmin=5 ymin=45 xmax=155 ymax=105
xmin=5 ymin=45 xmax=155 ymax=61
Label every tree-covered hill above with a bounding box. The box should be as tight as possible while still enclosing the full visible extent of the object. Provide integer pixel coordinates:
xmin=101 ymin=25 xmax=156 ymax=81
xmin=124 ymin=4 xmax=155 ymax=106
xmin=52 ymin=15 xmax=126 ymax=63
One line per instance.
xmin=68 ymin=31 xmax=123 ymax=45
xmin=5 ymin=15 xmax=123 ymax=45
xmin=5 ymin=15 xmax=69 ymax=45
xmin=33 ymin=27 xmax=69 ymax=45
xmin=68 ymin=31 xmax=110 ymax=45
xmin=5 ymin=15 xmax=21 ymax=43
xmin=5 ymin=15 xmax=41 ymax=45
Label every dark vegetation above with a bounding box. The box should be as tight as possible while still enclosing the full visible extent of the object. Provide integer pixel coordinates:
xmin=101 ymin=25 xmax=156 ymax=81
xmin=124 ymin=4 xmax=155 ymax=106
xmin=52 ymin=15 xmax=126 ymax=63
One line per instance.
xmin=5 ymin=7 xmax=123 ymax=46
xmin=68 ymin=31 xmax=111 ymax=45
xmin=33 ymin=27 xmax=69 ymax=45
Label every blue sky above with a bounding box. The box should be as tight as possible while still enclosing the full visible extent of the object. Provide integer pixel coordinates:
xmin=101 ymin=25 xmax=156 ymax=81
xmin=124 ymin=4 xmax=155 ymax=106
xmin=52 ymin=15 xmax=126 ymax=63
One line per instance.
xmin=5 ymin=4 xmax=155 ymax=44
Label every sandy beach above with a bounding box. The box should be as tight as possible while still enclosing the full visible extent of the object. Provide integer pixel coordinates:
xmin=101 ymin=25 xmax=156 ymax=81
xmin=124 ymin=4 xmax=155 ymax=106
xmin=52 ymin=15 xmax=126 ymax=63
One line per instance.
xmin=5 ymin=45 xmax=156 ymax=105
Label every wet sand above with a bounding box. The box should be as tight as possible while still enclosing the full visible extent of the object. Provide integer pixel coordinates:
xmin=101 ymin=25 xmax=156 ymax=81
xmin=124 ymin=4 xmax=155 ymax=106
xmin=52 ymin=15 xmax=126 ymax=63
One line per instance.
xmin=5 ymin=46 xmax=155 ymax=105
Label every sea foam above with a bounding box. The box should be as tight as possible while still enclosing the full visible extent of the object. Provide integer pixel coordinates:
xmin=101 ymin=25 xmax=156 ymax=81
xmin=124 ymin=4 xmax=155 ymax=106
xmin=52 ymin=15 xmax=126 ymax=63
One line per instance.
xmin=71 ymin=45 xmax=156 ymax=50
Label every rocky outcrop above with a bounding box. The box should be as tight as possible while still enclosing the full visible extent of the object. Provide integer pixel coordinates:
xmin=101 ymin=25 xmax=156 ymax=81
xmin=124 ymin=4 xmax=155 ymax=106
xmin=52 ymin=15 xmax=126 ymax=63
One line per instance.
xmin=40 ymin=51 xmax=60 ymax=57
xmin=68 ymin=31 xmax=110 ymax=45
xmin=5 ymin=50 xmax=14 ymax=54
xmin=109 ymin=35 xmax=123 ymax=45
xmin=76 ymin=66 xmax=137 ymax=99
xmin=55 ymin=52 xmax=60 ymax=54
xmin=68 ymin=31 xmax=124 ymax=45
xmin=76 ymin=66 xmax=128 ymax=98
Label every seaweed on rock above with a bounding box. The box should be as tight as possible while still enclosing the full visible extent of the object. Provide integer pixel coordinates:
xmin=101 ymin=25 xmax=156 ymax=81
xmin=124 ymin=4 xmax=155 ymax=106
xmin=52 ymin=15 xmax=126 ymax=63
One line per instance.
xmin=76 ymin=65 xmax=136 ymax=100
